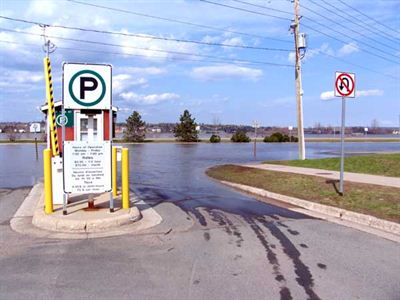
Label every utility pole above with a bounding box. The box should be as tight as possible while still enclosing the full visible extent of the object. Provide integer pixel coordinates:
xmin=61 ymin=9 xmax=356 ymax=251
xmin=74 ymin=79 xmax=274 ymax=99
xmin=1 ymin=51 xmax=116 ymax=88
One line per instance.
xmin=292 ymin=0 xmax=306 ymax=160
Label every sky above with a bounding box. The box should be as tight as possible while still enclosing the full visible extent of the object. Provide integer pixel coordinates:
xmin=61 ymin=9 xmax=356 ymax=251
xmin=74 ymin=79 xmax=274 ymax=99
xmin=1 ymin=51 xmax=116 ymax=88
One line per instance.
xmin=0 ymin=0 xmax=399 ymax=127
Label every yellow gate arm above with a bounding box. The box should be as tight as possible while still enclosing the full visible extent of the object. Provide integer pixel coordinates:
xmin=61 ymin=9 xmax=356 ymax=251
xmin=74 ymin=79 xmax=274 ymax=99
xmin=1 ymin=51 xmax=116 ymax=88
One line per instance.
xmin=43 ymin=57 xmax=60 ymax=157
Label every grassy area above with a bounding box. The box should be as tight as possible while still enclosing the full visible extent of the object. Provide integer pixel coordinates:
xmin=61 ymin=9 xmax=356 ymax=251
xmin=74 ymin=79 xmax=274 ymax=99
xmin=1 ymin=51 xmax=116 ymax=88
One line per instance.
xmin=266 ymin=153 xmax=400 ymax=177
xmin=0 ymin=140 xmax=45 ymax=144
xmin=305 ymin=137 xmax=400 ymax=143
xmin=206 ymin=165 xmax=400 ymax=222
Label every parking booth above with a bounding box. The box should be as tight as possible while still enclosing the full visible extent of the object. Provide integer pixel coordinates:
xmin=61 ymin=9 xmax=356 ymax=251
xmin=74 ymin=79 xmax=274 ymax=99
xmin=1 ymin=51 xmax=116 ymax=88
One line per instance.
xmin=40 ymin=102 xmax=117 ymax=206
xmin=41 ymin=63 xmax=118 ymax=212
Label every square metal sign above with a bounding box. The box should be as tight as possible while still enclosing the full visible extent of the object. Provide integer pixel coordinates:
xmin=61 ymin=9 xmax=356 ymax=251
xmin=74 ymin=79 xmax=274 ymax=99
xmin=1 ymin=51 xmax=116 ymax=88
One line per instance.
xmin=63 ymin=63 xmax=112 ymax=110
xmin=334 ymin=71 xmax=356 ymax=98
xmin=63 ymin=141 xmax=111 ymax=193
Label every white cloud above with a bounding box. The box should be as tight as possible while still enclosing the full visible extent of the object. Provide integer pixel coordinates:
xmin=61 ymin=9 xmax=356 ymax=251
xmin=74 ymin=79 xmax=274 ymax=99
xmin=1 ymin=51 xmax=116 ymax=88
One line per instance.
xmin=119 ymin=92 xmax=180 ymax=105
xmin=357 ymin=89 xmax=384 ymax=97
xmin=117 ymin=29 xmax=200 ymax=61
xmin=337 ymin=42 xmax=359 ymax=57
xmin=320 ymin=91 xmax=335 ymax=100
xmin=26 ymin=0 xmax=56 ymax=17
xmin=222 ymin=37 xmax=244 ymax=47
xmin=113 ymin=74 xmax=148 ymax=93
xmin=320 ymin=89 xmax=384 ymax=100
xmin=190 ymin=64 xmax=263 ymax=81
xmin=0 ymin=69 xmax=43 ymax=90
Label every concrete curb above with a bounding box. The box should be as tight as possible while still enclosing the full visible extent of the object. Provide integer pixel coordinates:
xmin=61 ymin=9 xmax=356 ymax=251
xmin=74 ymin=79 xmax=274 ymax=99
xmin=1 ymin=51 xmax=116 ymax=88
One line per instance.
xmin=31 ymin=188 xmax=142 ymax=233
xmin=10 ymin=183 xmax=163 ymax=239
xmin=218 ymin=180 xmax=400 ymax=237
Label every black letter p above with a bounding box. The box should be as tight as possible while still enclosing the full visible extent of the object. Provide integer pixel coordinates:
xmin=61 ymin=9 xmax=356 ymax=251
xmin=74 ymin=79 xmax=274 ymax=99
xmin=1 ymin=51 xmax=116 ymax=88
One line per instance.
xmin=80 ymin=77 xmax=98 ymax=99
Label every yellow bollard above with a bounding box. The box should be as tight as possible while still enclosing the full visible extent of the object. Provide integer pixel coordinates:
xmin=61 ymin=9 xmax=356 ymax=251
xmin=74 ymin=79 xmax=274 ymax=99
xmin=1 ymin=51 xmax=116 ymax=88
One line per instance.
xmin=112 ymin=146 xmax=117 ymax=197
xmin=121 ymin=148 xmax=130 ymax=209
xmin=43 ymin=149 xmax=53 ymax=214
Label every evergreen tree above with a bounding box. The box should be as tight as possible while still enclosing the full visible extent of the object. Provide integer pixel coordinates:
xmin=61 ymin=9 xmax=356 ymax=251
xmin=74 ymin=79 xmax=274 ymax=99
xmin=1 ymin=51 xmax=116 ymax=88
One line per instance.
xmin=124 ymin=111 xmax=146 ymax=142
xmin=174 ymin=110 xmax=198 ymax=142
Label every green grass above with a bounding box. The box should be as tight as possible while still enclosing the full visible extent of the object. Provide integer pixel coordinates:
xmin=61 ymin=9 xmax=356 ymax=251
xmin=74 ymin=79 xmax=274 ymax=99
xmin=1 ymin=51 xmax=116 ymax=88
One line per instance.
xmin=206 ymin=165 xmax=400 ymax=223
xmin=265 ymin=153 xmax=400 ymax=177
xmin=305 ymin=137 xmax=400 ymax=143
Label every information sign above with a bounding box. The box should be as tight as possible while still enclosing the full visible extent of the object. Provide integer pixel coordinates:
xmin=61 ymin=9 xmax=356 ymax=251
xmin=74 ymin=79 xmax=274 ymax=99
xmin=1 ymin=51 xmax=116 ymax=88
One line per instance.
xmin=63 ymin=141 xmax=111 ymax=193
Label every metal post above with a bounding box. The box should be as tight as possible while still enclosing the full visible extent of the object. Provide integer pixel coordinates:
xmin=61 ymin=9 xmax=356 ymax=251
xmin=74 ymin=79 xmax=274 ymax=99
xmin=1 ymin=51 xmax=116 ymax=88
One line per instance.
xmin=61 ymin=105 xmax=67 ymax=215
xmin=112 ymin=146 xmax=117 ymax=197
xmin=109 ymin=107 xmax=114 ymax=212
xmin=43 ymin=149 xmax=53 ymax=214
xmin=122 ymin=148 xmax=130 ymax=209
xmin=253 ymin=126 xmax=257 ymax=158
xmin=339 ymin=97 xmax=346 ymax=195
xmin=293 ymin=0 xmax=306 ymax=160
xmin=35 ymin=137 xmax=38 ymax=160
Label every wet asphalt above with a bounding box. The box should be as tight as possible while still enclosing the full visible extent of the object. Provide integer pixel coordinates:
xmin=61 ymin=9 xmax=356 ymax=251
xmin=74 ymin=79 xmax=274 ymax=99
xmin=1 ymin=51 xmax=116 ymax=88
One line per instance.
xmin=1 ymin=143 xmax=399 ymax=299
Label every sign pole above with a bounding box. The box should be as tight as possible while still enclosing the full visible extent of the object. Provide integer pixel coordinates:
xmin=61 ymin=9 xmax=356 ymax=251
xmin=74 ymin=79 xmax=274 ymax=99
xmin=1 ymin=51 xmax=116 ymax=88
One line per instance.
xmin=339 ymin=96 xmax=346 ymax=195
xmin=109 ymin=108 xmax=114 ymax=213
xmin=62 ymin=104 xmax=67 ymax=215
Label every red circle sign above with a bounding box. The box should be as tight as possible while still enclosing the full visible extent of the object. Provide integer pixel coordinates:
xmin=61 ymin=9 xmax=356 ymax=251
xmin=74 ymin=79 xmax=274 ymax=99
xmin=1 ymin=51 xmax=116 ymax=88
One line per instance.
xmin=335 ymin=73 xmax=354 ymax=97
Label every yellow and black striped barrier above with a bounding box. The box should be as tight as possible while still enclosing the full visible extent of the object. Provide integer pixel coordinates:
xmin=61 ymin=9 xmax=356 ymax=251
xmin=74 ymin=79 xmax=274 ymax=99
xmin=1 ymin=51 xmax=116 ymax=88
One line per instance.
xmin=43 ymin=57 xmax=59 ymax=157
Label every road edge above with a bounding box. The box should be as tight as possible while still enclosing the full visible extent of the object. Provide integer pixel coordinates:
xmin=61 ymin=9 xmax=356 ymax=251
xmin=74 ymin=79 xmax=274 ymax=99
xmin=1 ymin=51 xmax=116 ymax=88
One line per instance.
xmin=215 ymin=179 xmax=400 ymax=243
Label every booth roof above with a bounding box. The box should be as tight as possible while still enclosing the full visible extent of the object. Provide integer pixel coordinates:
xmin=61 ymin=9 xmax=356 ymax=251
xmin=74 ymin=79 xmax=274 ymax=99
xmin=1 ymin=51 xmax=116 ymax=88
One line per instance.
xmin=40 ymin=101 xmax=118 ymax=113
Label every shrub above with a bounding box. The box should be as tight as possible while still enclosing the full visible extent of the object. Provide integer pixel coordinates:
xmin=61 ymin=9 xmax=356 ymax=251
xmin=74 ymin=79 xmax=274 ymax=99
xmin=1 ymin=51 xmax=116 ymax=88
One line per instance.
xmin=209 ymin=134 xmax=221 ymax=143
xmin=231 ymin=130 xmax=250 ymax=143
xmin=264 ymin=132 xmax=298 ymax=143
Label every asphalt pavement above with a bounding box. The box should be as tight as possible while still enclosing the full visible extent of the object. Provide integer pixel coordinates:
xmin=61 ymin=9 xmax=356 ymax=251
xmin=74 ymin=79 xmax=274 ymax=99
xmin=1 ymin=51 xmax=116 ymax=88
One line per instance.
xmin=1 ymin=185 xmax=399 ymax=300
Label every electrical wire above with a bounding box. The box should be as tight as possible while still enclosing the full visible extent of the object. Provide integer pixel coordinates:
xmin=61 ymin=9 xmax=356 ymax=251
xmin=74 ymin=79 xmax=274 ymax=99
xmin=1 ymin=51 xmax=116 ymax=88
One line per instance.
xmin=200 ymin=0 xmax=400 ymax=65
xmin=318 ymin=0 xmax=400 ymax=44
xmin=66 ymin=0 xmax=293 ymax=44
xmin=336 ymin=0 xmax=400 ymax=35
xmin=0 ymin=16 xmax=292 ymax=52
xmin=0 ymin=29 xmax=293 ymax=67
xmin=304 ymin=0 xmax=399 ymax=52
xmin=199 ymin=0 xmax=291 ymax=21
xmin=315 ymin=50 xmax=398 ymax=80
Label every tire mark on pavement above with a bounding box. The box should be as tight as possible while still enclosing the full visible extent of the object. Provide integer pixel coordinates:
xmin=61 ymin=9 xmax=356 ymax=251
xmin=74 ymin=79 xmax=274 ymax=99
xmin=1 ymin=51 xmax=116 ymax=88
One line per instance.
xmin=257 ymin=217 xmax=321 ymax=300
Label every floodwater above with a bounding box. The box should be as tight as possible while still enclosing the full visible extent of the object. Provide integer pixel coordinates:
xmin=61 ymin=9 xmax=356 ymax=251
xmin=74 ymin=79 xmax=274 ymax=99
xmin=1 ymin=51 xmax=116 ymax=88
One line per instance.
xmin=0 ymin=142 xmax=398 ymax=189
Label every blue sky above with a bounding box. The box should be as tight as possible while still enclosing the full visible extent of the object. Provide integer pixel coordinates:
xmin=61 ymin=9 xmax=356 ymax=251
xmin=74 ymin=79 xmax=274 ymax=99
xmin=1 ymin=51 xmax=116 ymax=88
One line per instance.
xmin=0 ymin=0 xmax=399 ymax=127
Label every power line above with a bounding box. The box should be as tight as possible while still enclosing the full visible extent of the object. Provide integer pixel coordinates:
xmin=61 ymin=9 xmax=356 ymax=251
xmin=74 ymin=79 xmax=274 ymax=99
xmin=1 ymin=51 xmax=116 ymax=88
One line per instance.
xmin=304 ymin=0 xmax=399 ymax=52
xmin=0 ymin=28 xmax=293 ymax=67
xmin=241 ymin=0 xmax=399 ymax=59
xmin=0 ymin=16 xmax=292 ymax=52
xmin=201 ymin=0 xmax=400 ymax=65
xmin=199 ymin=0 xmax=291 ymax=21
xmin=231 ymin=0 xmax=292 ymax=16
xmin=66 ymin=0 xmax=292 ymax=44
xmin=315 ymin=50 xmax=398 ymax=80
xmin=317 ymin=0 xmax=400 ymax=44
xmin=336 ymin=0 xmax=400 ymax=36
xmin=301 ymin=23 xmax=400 ymax=65
xmin=0 ymin=39 xmax=283 ymax=67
